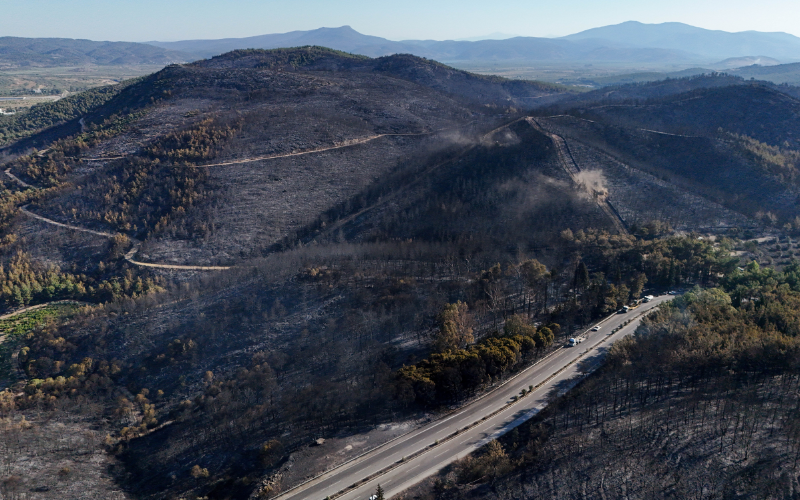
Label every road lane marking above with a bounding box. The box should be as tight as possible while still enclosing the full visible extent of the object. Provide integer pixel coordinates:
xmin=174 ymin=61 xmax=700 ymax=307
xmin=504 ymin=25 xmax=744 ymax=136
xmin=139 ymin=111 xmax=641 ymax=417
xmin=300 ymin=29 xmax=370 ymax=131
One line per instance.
xmin=277 ymin=300 xmax=668 ymax=500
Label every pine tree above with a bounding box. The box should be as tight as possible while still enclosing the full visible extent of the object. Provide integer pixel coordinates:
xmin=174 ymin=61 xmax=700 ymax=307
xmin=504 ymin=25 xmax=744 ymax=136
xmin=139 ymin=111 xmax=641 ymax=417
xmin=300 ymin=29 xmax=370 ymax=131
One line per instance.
xmin=376 ymin=484 xmax=385 ymax=500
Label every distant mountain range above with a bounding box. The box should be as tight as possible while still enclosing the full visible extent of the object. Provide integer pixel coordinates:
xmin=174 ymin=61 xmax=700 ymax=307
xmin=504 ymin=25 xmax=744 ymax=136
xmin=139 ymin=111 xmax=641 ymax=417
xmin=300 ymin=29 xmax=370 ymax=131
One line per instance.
xmin=0 ymin=37 xmax=191 ymax=68
xmin=5 ymin=21 xmax=800 ymax=70
xmin=148 ymin=22 xmax=800 ymax=65
xmin=563 ymin=22 xmax=800 ymax=61
xmin=148 ymin=25 xmax=698 ymax=64
xmin=455 ymin=32 xmax=521 ymax=42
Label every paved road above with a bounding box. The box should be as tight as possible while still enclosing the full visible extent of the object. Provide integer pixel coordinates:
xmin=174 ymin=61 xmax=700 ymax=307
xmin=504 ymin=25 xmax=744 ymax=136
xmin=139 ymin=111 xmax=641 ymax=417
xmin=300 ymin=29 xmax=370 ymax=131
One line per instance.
xmin=275 ymin=295 xmax=673 ymax=500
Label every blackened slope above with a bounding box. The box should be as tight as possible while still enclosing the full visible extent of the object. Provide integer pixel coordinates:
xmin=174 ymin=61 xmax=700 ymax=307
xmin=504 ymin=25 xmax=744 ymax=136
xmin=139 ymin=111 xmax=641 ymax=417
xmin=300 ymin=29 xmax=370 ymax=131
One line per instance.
xmin=9 ymin=48 xmax=520 ymax=265
xmin=369 ymin=54 xmax=563 ymax=105
xmin=549 ymin=74 xmax=750 ymax=111
xmin=579 ymin=84 xmax=800 ymax=149
xmin=193 ymin=48 xmax=565 ymax=106
xmin=542 ymin=116 xmax=799 ymax=221
xmin=309 ymin=119 xmax=615 ymax=252
xmin=191 ymin=46 xmax=371 ymax=70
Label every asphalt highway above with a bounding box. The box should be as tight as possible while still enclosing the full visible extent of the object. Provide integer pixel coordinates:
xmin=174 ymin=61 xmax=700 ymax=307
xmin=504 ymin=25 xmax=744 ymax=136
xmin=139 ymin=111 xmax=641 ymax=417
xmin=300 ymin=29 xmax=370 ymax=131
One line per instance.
xmin=275 ymin=294 xmax=674 ymax=500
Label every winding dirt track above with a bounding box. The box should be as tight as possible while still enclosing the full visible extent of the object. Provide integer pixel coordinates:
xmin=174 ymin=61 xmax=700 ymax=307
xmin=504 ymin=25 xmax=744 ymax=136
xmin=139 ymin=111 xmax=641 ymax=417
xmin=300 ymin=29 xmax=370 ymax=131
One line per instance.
xmin=191 ymin=134 xmax=392 ymax=168
xmin=6 ymin=131 xmax=433 ymax=271
xmin=8 ymin=128 xmax=441 ymax=269
xmin=0 ymin=300 xmax=87 ymax=321
xmin=542 ymin=114 xmax=702 ymax=138
xmin=123 ymin=247 xmax=231 ymax=271
xmin=19 ymin=207 xmax=231 ymax=271
xmin=20 ymin=206 xmax=116 ymax=238
xmin=4 ymin=169 xmax=32 ymax=188
xmin=82 ymin=132 xmax=431 ymax=167
xmin=2 ymin=163 xmax=230 ymax=271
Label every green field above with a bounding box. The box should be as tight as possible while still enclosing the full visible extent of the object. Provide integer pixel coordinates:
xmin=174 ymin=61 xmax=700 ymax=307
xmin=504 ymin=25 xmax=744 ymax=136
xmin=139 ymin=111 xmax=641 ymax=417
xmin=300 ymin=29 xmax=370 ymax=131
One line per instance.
xmin=0 ymin=303 xmax=81 ymax=386
xmin=0 ymin=64 xmax=163 ymax=99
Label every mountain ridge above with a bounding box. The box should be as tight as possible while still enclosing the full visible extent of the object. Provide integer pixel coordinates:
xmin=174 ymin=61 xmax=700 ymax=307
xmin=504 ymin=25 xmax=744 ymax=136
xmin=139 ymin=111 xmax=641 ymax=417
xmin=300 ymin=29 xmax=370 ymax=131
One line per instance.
xmin=0 ymin=36 xmax=193 ymax=68
xmin=147 ymin=23 xmax=800 ymax=64
xmin=562 ymin=21 xmax=800 ymax=60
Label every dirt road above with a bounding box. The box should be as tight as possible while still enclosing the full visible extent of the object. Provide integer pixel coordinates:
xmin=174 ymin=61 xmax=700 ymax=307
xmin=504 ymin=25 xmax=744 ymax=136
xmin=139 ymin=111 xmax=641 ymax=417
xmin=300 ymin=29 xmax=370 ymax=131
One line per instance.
xmin=4 ymin=169 xmax=33 ymax=188
xmin=0 ymin=300 xmax=86 ymax=321
xmin=79 ymin=132 xmax=431 ymax=167
xmin=19 ymin=207 xmax=231 ymax=271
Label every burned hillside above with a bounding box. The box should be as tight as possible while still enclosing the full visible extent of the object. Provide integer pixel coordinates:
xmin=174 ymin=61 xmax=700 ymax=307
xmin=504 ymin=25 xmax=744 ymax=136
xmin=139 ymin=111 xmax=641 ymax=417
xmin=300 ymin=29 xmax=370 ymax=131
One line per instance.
xmin=0 ymin=47 xmax=798 ymax=500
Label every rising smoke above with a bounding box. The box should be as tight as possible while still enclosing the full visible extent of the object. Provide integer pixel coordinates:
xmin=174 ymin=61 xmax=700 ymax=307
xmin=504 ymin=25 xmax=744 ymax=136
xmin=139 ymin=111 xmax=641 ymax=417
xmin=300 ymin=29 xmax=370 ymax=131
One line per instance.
xmin=574 ymin=169 xmax=609 ymax=198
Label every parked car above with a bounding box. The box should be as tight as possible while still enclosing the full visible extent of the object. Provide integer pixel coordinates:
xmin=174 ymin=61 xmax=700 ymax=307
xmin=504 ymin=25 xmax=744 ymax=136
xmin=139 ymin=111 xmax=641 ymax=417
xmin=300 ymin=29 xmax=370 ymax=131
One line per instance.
xmin=591 ymin=326 xmax=600 ymax=332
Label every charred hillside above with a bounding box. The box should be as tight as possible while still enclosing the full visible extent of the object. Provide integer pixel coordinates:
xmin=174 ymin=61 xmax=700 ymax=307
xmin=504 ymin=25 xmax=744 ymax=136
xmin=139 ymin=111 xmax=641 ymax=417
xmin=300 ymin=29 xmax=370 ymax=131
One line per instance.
xmin=296 ymin=118 xmax=616 ymax=254
xmin=528 ymin=82 xmax=800 ymax=232
xmin=1 ymin=46 xmax=799 ymax=500
xmin=4 ymin=47 xmax=574 ymax=267
xmin=194 ymin=47 xmax=563 ymax=106
xmin=577 ymin=83 xmax=800 ymax=149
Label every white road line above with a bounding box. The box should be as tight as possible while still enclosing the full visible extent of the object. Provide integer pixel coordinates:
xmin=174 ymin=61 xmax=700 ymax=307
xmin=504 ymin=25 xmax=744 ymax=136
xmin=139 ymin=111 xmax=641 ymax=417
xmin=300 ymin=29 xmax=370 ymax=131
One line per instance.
xmin=277 ymin=299 xmax=670 ymax=500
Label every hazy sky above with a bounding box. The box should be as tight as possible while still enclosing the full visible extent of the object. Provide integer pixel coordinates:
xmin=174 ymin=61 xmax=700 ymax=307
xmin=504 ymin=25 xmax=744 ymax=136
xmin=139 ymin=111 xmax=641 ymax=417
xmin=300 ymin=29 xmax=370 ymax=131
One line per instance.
xmin=3 ymin=0 xmax=800 ymax=41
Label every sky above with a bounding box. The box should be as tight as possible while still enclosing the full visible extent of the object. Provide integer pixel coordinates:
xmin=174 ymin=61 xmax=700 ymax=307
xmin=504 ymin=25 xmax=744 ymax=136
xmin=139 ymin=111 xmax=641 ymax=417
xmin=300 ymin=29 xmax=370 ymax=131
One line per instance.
xmin=2 ymin=0 xmax=800 ymax=42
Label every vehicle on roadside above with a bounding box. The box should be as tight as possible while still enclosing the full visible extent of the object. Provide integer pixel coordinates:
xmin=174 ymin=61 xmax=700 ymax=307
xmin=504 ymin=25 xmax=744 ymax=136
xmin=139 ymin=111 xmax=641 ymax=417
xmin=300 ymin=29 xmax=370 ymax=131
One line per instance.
xmin=618 ymin=305 xmax=630 ymax=313
xmin=668 ymin=290 xmax=676 ymax=295
xmin=591 ymin=326 xmax=600 ymax=332
xmin=567 ymin=336 xmax=585 ymax=347
xmin=643 ymin=295 xmax=654 ymax=302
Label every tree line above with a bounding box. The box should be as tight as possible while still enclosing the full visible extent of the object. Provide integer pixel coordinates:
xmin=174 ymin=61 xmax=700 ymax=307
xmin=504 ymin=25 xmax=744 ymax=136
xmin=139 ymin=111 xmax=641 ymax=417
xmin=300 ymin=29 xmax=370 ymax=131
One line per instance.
xmin=424 ymin=260 xmax=800 ymax=499
xmin=396 ymin=304 xmax=557 ymax=405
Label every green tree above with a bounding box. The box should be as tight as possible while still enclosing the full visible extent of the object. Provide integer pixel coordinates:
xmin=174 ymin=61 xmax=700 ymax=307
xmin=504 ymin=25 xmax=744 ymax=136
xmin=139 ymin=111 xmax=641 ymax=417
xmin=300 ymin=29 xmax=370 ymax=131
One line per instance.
xmin=535 ymin=326 xmax=554 ymax=349
xmin=376 ymin=484 xmax=385 ymax=500
xmin=483 ymin=440 xmax=511 ymax=479
xmin=503 ymin=314 xmax=536 ymax=337
xmin=630 ymin=272 xmax=647 ymax=300
xmin=434 ymin=301 xmax=474 ymax=353
xmin=573 ymin=261 xmax=590 ymax=295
